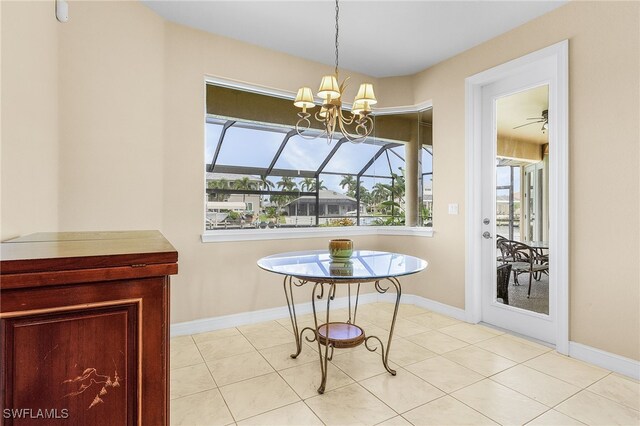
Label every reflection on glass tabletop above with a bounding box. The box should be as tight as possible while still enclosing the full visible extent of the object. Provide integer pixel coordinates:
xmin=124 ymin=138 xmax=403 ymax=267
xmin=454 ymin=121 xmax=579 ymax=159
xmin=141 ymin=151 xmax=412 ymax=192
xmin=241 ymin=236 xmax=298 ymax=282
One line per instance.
xmin=257 ymin=250 xmax=428 ymax=280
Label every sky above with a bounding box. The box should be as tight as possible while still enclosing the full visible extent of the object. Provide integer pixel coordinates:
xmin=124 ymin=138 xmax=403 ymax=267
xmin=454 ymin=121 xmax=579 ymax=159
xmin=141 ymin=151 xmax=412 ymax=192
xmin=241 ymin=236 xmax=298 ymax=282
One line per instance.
xmin=205 ymin=122 xmax=433 ymax=193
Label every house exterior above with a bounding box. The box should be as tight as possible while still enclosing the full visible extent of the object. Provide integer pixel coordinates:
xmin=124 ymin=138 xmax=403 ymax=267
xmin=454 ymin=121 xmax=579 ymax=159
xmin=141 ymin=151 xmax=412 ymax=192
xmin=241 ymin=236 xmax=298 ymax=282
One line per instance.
xmin=283 ymin=190 xmax=357 ymax=217
xmin=205 ymin=172 xmax=261 ymax=214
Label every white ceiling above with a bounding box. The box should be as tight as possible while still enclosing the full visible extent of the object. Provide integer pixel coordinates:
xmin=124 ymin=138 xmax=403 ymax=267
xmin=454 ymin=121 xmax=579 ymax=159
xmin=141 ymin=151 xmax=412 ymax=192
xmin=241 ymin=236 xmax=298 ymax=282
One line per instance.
xmin=142 ymin=0 xmax=567 ymax=78
xmin=497 ymin=84 xmax=549 ymax=145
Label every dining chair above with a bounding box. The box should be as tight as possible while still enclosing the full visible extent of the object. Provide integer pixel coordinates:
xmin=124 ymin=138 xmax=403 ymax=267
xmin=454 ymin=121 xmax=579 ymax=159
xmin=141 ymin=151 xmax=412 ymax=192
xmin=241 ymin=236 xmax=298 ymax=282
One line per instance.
xmin=497 ymin=239 xmax=549 ymax=298
xmin=496 ymin=263 xmax=512 ymax=305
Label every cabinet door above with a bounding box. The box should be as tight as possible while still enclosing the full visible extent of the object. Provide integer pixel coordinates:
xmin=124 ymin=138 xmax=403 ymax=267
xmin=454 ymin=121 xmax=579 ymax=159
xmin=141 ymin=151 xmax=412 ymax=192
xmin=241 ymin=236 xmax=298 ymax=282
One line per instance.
xmin=1 ymin=303 xmax=139 ymax=426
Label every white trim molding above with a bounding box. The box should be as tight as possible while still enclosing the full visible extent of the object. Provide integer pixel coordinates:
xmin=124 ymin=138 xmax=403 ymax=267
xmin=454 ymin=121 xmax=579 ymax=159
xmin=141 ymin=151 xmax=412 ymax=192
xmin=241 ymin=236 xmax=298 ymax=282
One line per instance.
xmin=465 ymin=40 xmax=569 ymax=353
xmin=170 ymin=294 xmax=639 ymax=381
xmin=202 ymin=226 xmax=433 ymax=243
xmin=569 ymin=342 xmax=640 ymax=381
xmin=171 ymin=293 xmax=464 ymax=337
xmin=171 ymin=292 xmax=379 ymax=337
xmin=204 ymin=75 xmax=433 ymax=116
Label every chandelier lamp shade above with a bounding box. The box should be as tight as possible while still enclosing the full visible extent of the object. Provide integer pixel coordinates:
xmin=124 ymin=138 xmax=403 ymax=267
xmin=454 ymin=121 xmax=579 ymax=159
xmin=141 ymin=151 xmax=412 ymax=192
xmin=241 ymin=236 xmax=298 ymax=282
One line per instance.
xmin=294 ymin=0 xmax=377 ymax=144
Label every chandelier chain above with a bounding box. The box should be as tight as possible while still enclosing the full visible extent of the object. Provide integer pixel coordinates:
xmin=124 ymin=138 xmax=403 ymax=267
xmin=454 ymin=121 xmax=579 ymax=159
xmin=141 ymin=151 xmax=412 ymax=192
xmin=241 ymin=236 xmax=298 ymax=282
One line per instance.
xmin=334 ymin=0 xmax=339 ymax=76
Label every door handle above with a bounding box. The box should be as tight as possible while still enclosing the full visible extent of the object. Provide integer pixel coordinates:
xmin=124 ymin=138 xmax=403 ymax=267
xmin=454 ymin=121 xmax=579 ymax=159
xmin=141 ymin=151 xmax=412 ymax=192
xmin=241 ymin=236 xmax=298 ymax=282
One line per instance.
xmin=482 ymin=231 xmax=491 ymax=239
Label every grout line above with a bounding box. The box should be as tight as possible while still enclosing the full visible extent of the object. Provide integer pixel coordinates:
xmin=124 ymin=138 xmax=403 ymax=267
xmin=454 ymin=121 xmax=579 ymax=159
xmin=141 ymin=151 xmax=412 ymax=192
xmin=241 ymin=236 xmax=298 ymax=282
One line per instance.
xmin=236 ymin=322 xmax=314 ymax=420
xmin=398 ymin=394 xmax=451 ymax=425
xmin=176 ymin=306 xmax=633 ymax=425
xmin=169 ymin=386 xmax=219 ymax=402
xmin=234 ymin=400 xmax=320 ymax=425
xmin=344 ymin=381 xmax=401 ymax=419
xmin=446 ymin=391 xmax=508 ymax=425
xmin=519 ymin=351 xmax=611 ymax=388
xmin=584 ymin=372 xmax=640 ymax=411
xmin=485 ymin=373 xmax=582 ymax=410
xmin=189 ymin=334 xmax=238 ymax=422
xmin=521 ymin=407 xmax=555 ymax=425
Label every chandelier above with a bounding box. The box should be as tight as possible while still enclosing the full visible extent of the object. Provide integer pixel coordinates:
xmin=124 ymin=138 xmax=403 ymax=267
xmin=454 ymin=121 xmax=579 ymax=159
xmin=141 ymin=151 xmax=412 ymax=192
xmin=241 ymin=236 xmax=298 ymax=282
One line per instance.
xmin=293 ymin=0 xmax=377 ymax=144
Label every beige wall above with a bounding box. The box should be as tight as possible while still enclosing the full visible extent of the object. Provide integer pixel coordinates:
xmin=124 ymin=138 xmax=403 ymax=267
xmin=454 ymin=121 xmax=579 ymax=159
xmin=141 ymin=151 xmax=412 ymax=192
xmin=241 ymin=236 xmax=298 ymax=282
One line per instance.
xmin=1 ymin=1 xmax=638 ymax=361
xmin=410 ymin=1 xmax=640 ymax=360
xmin=57 ymin=1 xmax=165 ymax=231
xmin=1 ymin=1 xmax=59 ymax=240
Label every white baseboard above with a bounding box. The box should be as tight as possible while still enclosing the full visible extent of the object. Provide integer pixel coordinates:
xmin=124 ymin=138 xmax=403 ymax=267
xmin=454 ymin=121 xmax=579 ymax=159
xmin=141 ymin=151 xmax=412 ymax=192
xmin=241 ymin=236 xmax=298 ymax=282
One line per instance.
xmin=569 ymin=341 xmax=640 ymax=381
xmin=170 ymin=292 xmax=464 ymax=337
xmin=376 ymin=293 xmax=467 ymax=321
xmin=171 ymin=292 xmax=378 ymax=337
xmin=170 ymin=294 xmax=639 ymax=381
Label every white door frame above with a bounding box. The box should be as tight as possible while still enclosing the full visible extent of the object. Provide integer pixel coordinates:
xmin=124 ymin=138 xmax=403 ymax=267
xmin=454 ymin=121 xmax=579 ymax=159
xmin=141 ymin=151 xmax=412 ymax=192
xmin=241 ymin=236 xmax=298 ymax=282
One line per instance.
xmin=465 ymin=41 xmax=569 ymax=354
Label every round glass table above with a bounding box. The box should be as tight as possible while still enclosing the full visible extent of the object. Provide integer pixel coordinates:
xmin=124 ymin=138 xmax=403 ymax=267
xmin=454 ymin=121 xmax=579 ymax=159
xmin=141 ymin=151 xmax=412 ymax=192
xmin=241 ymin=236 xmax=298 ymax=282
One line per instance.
xmin=257 ymin=250 xmax=427 ymax=393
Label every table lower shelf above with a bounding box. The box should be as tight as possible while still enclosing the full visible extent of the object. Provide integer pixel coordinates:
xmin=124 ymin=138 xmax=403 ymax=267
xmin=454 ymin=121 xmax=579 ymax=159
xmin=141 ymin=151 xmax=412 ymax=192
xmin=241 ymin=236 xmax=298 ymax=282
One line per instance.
xmin=317 ymin=322 xmax=365 ymax=348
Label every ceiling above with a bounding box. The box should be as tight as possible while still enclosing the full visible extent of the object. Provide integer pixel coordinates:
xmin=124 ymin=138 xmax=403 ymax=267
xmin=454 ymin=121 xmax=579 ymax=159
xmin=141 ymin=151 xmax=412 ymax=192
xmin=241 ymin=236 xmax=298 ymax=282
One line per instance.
xmin=496 ymin=84 xmax=549 ymax=145
xmin=142 ymin=1 xmax=567 ymax=78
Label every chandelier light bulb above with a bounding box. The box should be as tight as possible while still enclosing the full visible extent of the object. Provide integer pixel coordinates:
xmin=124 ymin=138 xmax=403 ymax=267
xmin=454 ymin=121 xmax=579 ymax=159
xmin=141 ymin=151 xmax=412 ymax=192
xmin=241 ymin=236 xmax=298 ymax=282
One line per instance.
xmin=294 ymin=87 xmax=316 ymax=113
xmin=317 ymin=75 xmax=341 ymax=100
xmin=354 ymin=83 xmax=377 ymax=105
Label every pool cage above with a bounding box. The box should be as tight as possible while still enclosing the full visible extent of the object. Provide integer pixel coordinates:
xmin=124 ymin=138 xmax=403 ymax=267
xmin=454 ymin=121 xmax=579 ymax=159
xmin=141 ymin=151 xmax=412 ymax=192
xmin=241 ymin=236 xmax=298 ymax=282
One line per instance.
xmin=205 ymin=117 xmax=432 ymax=230
xmin=203 ymin=83 xmax=432 ymax=230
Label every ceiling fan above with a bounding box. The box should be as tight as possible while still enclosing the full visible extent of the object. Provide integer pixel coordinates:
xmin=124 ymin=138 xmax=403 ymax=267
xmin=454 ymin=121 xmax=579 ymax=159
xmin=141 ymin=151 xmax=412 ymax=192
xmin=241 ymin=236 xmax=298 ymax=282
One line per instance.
xmin=513 ymin=109 xmax=548 ymax=132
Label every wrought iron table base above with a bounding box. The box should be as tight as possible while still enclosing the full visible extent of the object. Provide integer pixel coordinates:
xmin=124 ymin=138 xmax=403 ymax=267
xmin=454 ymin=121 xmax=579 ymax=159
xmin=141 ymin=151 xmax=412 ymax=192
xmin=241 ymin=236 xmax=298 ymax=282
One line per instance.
xmin=283 ymin=275 xmax=402 ymax=394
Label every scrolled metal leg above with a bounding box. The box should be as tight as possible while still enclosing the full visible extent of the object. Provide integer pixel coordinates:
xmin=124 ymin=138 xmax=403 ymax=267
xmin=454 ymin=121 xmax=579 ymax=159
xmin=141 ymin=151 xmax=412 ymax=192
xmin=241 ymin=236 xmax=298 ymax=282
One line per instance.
xmin=384 ymin=276 xmax=402 ymax=374
xmin=364 ymin=335 xmax=395 ymax=375
xmin=353 ymin=283 xmax=361 ymax=324
xmin=364 ymin=277 xmax=402 ymax=376
xmin=317 ymin=283 xmax=336 ymax=393
xmin=311 ymin=282 xmax=336 ymax=394
xmin=283 ymin=275 xmax=303 ymax=358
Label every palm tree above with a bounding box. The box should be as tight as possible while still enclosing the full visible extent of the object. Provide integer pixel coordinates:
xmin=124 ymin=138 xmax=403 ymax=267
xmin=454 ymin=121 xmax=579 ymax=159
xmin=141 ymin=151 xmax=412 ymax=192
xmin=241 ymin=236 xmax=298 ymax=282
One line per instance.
xmin=260 ymin=176 xmax=275 ymax=191
xmin=275 ymin=177 xmax=298 ymax=215
xmin=300 ymin=177 xmax=315 ymax=192
xmin=339 ymin=175 xmax=357 ymax=197
xmin=276 ymin=176 xmax=298 ymax=192
xmin=358 ymin=185 xmax=371 ymax=212
xmin=371 ymin=182 xmax=391 ymax=214
xmin=233 ymin=177 xmax=256 ymax=204
xmin=310 ymin=179 xmax=327 ymax=192
xmin=301 ymin=177 xmax=327 ymax=192
xmin=371 ymin=182 xmax=390 ymax=203
xmin=259 ymin=176 xmax=275 ymax=212
xmin=207 ymin=179 xmax=229 ymax=202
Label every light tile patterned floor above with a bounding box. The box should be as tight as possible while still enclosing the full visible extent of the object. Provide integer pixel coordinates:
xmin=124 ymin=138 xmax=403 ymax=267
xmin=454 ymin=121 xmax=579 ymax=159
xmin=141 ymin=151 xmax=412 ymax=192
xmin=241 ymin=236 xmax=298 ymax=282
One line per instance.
xmin=170 ymin=303 xmax=640 ymax=426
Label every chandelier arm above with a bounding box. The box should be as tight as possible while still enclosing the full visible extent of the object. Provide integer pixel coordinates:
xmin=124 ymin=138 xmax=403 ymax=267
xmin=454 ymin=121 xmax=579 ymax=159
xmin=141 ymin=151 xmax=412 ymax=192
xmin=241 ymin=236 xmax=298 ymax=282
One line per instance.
xmin=336 ymin=108 xmax=356 ymax=126
xmin=296 ymin=114 xmax=326 ymax=140
xmin=337 ymin=117 xmax=373 ymax=144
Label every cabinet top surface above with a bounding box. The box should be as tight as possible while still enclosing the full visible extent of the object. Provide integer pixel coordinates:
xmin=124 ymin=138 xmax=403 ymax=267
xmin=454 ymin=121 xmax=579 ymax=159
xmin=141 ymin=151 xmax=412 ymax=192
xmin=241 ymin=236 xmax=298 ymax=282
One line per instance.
xmin=1 ymin=230 xmax=178 ymax=275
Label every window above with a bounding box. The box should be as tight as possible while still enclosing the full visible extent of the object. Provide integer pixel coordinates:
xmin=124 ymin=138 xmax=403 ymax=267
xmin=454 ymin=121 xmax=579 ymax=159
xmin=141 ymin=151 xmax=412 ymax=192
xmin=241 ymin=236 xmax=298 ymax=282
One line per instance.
xmin=496 ymin=163 xmax=521 ymax=240
xmin=204 ymin=84 xmax=433 ymax=231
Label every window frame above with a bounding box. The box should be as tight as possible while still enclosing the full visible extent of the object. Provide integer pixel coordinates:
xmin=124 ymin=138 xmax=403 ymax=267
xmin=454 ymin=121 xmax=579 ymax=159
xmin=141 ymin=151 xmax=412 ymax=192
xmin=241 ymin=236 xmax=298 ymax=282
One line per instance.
xmin=202 ymin=77 xmax=434 ymax=242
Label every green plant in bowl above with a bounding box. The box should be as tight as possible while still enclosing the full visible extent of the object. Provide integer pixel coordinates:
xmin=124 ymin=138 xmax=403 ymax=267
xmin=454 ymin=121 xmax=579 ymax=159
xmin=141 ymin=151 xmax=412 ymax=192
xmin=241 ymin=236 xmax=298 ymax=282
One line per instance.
xmin=329 ymin=239 xmax=353 ymax=260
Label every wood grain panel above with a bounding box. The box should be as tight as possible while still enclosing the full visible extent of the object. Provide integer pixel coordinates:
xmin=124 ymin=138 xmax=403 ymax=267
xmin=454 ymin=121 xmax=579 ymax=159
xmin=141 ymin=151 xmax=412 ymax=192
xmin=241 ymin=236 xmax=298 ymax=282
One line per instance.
xmin=1 ymin=304 xmax=139 ymax=426
xmin=0 ymin=231 xmax=176 ymax=425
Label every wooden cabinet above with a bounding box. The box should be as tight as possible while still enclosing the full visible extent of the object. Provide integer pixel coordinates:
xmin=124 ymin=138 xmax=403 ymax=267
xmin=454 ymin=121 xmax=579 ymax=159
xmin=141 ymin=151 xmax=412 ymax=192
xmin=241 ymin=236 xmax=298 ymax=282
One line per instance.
xmin=0 ymin=231 xmax=178 ymax=425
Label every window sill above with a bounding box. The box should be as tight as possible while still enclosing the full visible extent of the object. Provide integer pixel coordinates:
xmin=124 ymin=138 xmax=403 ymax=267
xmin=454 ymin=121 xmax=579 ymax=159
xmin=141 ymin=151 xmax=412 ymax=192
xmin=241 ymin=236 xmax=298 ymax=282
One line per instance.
xmin=201 ymin=226 xmax=434 ymax=243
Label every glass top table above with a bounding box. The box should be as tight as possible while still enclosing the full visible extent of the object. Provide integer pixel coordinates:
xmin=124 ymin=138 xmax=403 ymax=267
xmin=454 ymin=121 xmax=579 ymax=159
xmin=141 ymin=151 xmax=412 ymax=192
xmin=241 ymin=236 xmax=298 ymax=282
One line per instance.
xmin=257 ymin=250 xmax=427 ymax=282
xmin=257 ymin=249 xmax=428 ymax=394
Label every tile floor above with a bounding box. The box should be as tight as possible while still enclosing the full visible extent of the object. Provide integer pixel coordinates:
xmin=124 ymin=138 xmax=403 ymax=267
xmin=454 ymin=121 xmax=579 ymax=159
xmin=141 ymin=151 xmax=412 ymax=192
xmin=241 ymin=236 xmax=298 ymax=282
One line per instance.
xmin=170 ymin=303 xmax=639 ymax=425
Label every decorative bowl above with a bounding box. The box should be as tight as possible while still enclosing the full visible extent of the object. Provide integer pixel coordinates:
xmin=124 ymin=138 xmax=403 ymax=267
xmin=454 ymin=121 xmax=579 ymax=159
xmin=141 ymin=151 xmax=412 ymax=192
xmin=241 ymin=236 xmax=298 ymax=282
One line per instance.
xmin=329 ymin=260 xmax=353 ymax=277
xmin=329 ymin=239 xmax=353 ymax=260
